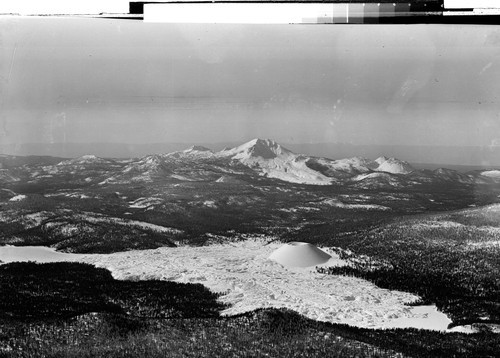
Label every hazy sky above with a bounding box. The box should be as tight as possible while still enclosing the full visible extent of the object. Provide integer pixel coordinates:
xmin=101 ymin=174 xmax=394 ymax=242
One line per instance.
xmin=1 ymin=17 xmax=500 ymax=148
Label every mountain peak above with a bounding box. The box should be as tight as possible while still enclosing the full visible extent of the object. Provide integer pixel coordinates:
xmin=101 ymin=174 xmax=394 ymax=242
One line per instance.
xmin=164 ymin=145 xmax=214 ymax=159
xmin=80 ymin=154 xmax=99 ymax=160
xmin=250 ymin=138 xmax=277 ymax=146
xmin=374 ymin=157 xmax=414 ymax=174
xmin=184 ymin=145 xmax=213 ymax=153
xmin=224 ymin=138 xmax=293 ymax=160
xmin=221 ymin=139 xmax=332 ymax=185
xmin=375 ymin=156 xmax=389 ymax=165
xmin=57 ymin=154 xmax=109 ymax=166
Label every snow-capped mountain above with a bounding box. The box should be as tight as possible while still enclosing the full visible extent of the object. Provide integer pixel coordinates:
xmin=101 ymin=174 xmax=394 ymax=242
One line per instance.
xmin=166 ymin=146 xmax=215 ymax=160
xmin=123 ymin=155 xmax=167 ymax=173
xmin=220 ymin=139 xmax=334 ymax=185
xmin=102 ymin=154 xmax=173 ymax=183
xmin=221 ymin=139 xmax=294 ymax=161
xmin=93 ymin=139 xmax=500 ymax=186
xmin=214 ymin=139 xmax=417 ymax=185
xmin=5 ymin=138 xmax=499 ymax=188
xmin=373 ymin=157 xmax=414 ymax=175
xmin=48 ymin=155 xmax=118 ymax=176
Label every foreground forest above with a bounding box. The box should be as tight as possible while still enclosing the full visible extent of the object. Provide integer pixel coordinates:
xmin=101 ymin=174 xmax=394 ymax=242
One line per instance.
xmin=0 ymin=262 xmax=499 ymax=358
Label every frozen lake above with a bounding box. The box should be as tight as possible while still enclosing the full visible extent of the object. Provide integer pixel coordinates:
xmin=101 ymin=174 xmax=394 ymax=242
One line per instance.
xmin=0 ymin=243 xmax=455 ymax=332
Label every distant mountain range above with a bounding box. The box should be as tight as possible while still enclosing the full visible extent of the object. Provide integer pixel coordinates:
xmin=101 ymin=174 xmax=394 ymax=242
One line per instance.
xmin=1 ymin=138 xmax=500 ymax=188
xmin=2 ymin=141 xmax=500 ymax=168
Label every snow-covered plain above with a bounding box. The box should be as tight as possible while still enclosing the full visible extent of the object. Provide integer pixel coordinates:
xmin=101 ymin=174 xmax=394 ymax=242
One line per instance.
xmin=0 ymin=245 xmax=84 ymax=263
xmin=0 ymin=241 xmax=454 ymax=331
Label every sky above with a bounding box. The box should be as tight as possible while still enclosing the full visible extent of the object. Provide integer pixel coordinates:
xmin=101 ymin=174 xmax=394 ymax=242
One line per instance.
xmin=1 ymin=17 xmax=500 ymax=153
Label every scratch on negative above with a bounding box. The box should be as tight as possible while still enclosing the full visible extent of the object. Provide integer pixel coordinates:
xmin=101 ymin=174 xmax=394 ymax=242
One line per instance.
xmin=8 ymin=45 xmax=17 ymax=83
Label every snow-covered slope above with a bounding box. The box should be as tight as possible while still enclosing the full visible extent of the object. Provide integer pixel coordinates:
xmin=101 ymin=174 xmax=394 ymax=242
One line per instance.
xmin=101 ymin=154 xmax=171 ymax=184
xmin=57 ymin=155 xmax=112 ymax=166
xmin=166 ymin=145 xmax=215 ymax=159
xmin=303 ymin=155 xmax=415 ymax=181
xmin=373 ymin=157 xmax=414 ymax=174
xmin=222 ymin=139 xmax=293 ymax=161
xmin=480 ymin=170 xmax=500 ymax=179
xmin=38 ymin=138 xmax=489 ymax=187
xmin=0 ymin=169 xmax=20 ymax=183
xmin=304 ymin=157 xmax=372 ymax=179
xmin=374 ymin=156 xmax=389 ymax=166
xmin=269 ymin=242 xmax=331 ymax=267
xmin=352 ymin=172 xmax=406 ymax=189
xmin=103 ymin=146 xmax=238 ymax=184
xmin=125 ymin=155 xmax=169 ymax=177
xmin=354 ymin=172 xmax=393 ymax=181
xmin=220 ymin=139 xmax=334 ymax=185
xmin=215 ymin=175 xmax=246 ymax=184
xmin=30 ymin=154 xmax=120 ymax=180
xmin=433 ymin=168 xmax=474 ymax=184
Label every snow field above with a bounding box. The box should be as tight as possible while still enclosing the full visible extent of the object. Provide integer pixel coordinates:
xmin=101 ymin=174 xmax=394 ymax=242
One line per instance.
xmin=0 ymin=245 xmax=84 ymax=263
xmin=481 ymin=170 xmax=500 ymax=179
xmin=9 ymin=194 xmax=27 ymax=202
xmin=0 ymin=241 xmax=454 ymax=331
xmin=77 ymin=240 xmax=452 ymax=331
